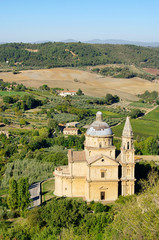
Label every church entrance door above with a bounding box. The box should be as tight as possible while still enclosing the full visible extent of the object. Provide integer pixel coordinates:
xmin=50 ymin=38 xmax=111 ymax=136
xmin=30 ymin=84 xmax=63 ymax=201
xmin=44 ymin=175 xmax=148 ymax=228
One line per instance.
xmin=100 ymin=191 xmax=105 ymax=200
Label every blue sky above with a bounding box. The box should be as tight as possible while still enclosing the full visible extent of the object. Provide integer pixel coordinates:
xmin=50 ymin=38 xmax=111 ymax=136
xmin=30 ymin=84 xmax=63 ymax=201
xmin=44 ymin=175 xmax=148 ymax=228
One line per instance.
xmin=1 ymin=0 xmax=159 ymax=42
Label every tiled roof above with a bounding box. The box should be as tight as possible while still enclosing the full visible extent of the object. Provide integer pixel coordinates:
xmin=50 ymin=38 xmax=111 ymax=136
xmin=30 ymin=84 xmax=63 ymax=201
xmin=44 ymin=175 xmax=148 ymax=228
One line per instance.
xmin=60 ymin=90 xmax=76 ymax=93
xmin=68 ymin=150 xmax=86 ymax=162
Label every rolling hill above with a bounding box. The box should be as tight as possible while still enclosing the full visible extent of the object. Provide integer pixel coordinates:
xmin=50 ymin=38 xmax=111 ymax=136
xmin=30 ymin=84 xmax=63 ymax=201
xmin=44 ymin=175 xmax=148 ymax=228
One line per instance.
xmin=0 ymin=42 xmax=159 ymax=70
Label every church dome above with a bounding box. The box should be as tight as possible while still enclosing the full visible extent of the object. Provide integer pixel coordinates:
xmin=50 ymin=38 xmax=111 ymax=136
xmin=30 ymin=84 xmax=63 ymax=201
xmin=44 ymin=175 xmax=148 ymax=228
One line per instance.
xmin=86 ymin=111 xmax=113 ymax=137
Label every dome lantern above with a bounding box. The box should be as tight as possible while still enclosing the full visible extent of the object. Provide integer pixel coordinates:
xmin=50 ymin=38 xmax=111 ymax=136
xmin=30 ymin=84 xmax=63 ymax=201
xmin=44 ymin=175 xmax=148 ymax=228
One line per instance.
xmin=96 ymin=111 xmax=103 ymax=122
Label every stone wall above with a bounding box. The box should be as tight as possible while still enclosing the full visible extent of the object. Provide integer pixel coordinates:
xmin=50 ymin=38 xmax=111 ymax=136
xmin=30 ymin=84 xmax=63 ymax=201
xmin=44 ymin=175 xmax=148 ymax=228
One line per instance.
xmin=135 ymin=155 xmax=159 ymax=163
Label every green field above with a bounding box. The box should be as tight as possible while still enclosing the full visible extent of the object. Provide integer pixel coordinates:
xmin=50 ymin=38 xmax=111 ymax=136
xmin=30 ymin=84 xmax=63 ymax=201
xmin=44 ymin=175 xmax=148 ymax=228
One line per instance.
xmin=129 ymin=102 xmax=153 ymax=109
xmin=143 ymin=106 xmax=159 ymax=122
xmin=113 ymin=118 xmax=159 ymax=138
xmin=42 ymin=179 xmax=55 ymax=203
xmin=89 ymin=109 xmax=125 ymax=118
xmin=0 ymin=91 xmax=29 ymax=97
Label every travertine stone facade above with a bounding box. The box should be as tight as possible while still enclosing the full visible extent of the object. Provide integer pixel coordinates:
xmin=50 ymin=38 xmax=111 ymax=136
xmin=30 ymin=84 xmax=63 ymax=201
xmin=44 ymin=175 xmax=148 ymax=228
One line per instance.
xmin=54 ymin=112 xmax=135 ymax=202
xmin=120 ymin=116 xmax=135 ymax=196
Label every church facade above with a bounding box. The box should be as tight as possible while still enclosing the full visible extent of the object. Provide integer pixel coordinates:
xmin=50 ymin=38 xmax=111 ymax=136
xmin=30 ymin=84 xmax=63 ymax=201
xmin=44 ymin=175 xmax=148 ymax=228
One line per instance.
xmin=54 ymin=112 xmax=135 ymax=202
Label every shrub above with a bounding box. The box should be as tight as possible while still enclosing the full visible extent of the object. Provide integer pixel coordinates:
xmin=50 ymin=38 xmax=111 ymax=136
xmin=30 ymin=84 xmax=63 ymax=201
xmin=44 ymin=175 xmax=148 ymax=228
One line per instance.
xmin=0 ymin=207 xmax=7 ymax=220
xmin=7 ymin=210 xmax=16 ymax=219
xmin=129 ymin=109 xmax=144 ymax=119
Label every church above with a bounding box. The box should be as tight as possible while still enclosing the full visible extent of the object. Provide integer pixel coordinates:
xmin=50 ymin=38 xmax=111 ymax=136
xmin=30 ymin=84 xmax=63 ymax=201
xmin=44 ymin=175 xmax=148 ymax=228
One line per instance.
xmin=54 ymin=111 xmax=135 ymax=202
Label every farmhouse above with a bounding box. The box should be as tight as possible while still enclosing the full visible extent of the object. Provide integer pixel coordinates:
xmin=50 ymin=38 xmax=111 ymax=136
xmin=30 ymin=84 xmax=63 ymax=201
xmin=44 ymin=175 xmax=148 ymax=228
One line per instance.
xmin=54 ymin=112 xmax=135 ymax=202
xmin=63 ymin=127 xmax=79 ymax=135
xmin=59 ymin=90 xmax=76 ymax=97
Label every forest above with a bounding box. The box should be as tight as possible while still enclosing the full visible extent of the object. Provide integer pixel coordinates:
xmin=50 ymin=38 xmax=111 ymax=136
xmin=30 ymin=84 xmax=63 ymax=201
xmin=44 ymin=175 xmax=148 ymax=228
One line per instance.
xmin=0 ymin=42 xmax=159 ymax=69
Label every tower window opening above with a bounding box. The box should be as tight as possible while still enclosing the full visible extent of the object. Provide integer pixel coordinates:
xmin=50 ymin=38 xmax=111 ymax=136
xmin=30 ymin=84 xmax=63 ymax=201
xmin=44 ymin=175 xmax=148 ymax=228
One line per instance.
xmin=101 ymin=172 xmax=105 ymax=178
xmin=127 ymin=142 xmax=129 ymax=149
xmin=99 ymin=143 xmax=102 ymax=148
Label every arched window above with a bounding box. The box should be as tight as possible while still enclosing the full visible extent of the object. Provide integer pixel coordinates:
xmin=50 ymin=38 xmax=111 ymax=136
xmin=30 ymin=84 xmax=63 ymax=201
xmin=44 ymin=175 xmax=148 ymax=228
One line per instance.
xmin=99 ymin=143 xmax=102 ymax=148
xmin=127 ymin=142 xmax=129 ymax=149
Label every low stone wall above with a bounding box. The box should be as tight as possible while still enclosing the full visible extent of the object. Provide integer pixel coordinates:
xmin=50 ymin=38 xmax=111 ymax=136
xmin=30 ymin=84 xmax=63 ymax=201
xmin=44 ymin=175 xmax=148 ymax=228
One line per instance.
xmin=135 ymin=155 xmax=159 ymax=163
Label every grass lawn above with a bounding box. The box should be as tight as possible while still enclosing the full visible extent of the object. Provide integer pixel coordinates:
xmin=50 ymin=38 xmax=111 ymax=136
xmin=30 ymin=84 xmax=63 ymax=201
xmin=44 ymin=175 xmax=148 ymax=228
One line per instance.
xmin=89 ymin=109 xmax=125 ymax=118
xmin=143 ymin=106 xmax=159 ymax=122
xmin=113 ymin=118 xmax=159 ymax=139
xmin=42 ymin=179 xmax=55 ymax=203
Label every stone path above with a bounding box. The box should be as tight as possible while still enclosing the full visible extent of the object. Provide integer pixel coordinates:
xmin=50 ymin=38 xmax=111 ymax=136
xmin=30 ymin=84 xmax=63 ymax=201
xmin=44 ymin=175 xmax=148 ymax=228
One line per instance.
xmin=29 ymin=182 xmax=41 ymax=209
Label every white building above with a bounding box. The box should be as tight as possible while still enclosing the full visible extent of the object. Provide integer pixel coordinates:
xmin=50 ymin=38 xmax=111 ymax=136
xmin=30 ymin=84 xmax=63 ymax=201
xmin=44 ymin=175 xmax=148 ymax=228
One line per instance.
xmin=59 ymin=90 xmax=76 ymax=97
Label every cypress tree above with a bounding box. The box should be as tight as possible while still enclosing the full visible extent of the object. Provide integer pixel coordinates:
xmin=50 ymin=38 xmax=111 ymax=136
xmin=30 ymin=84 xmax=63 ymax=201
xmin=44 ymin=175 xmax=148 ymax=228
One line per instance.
xmin=18 ymin=177 xmax=30 ymax=212
xmin=7 ymin=178 xmax=18 ymax=210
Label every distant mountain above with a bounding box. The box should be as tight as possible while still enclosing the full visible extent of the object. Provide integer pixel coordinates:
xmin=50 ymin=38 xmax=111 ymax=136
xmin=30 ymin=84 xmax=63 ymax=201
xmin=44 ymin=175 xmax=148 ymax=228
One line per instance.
xmin=60 ymin=39 xmax=78 ymax=43
xmin=59 ymin=39 xmax=159 ymax=47
xmin=1 ymin=39 xmax=159 ymax=47
xmin=33 ymin=40 xmax=50 ymax=44
xmin=84 ymin=39 xmax=159 ymax=47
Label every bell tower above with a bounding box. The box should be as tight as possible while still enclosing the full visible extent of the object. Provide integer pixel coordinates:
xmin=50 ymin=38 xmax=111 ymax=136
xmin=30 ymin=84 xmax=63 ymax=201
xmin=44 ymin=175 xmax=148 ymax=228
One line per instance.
xmin=120 ymin=117 xmax=135 ymax=196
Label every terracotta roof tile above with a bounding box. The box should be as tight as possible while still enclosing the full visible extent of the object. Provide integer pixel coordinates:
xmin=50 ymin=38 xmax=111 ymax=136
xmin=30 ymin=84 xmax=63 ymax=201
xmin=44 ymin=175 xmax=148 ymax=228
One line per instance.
xmin=68 ymin=150 xmax=86 ymax=162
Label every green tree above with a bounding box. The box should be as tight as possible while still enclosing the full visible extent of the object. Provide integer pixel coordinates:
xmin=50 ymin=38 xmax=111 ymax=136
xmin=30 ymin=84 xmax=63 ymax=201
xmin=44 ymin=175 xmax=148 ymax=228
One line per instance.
xmin=3 ymin=96 xmax=14 ymax=104
xmin=18 ymin=177 xmax=30 ymax=212
xmin=105 ymin=93 xmax=119 ymax=105
xmin=39 ymin=84 xmax=50 ymax=90
xmin=145 ymin=136 xmax=159 ymax=155
xmin=130 ymin=109 xmax=144 ymax=119
xmin=4 ymin=143 xmax=17 ymax=157
xmin=64 ymin=95 xmax=72 ymax=106
xmin=76 ymin=88 xmax=84 ymax=96
xmin=41 ymin=198 xmax=88 ymax=228
xmin=7 ymin=178 xmax=18 ymax=211
xmin=48 ymin=119 xmax=59 ymax=135
xmin=3 ymin=118 xmax=10 ymax=125
xmin=19 ymin=118 xmax=27 ymax=127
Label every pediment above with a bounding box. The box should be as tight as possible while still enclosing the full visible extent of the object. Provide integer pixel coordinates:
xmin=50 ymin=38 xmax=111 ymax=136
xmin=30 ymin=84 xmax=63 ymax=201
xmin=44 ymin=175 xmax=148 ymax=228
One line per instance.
xmin=88 ymin=154 xmax=119 ymax=166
